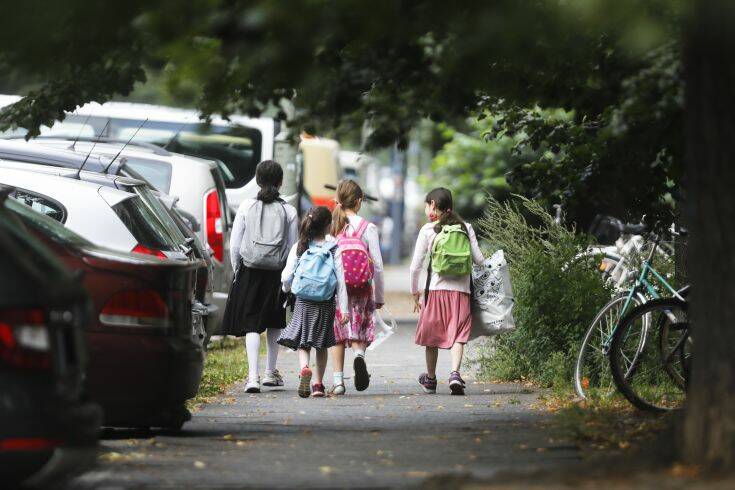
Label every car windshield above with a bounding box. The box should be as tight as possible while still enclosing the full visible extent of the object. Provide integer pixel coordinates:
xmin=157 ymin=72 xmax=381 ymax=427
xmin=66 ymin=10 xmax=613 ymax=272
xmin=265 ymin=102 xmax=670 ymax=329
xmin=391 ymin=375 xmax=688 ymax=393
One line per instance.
xmin=111 ymin=122 xmax=262 ymax=189
xmin=4 ymin=196 xmax=92 ymax=248
xmin=130 ymin=185 xmax=188 ymax=245
xmin=111 ymin=195 xmax=180 ymax=251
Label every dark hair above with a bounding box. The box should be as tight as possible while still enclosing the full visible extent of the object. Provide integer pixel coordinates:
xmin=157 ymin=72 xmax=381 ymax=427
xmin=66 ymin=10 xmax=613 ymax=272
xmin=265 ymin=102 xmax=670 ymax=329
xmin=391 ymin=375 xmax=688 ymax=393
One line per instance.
xmin=255 ymin=160 xmax=283 ymax=204
xmin=331 ymin=179 xmax=364 ymax=236
xmin=425 ymin=187 xmax=467 ymax=234
xmin=297 ymin=206 xmax=332 ymax=256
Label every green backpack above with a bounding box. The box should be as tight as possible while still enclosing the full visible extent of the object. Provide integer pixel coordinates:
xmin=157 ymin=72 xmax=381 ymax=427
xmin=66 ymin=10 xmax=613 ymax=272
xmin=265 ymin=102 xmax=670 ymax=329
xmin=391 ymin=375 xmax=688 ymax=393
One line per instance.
xmin=430 ymin=224 xmax=472 ymax=276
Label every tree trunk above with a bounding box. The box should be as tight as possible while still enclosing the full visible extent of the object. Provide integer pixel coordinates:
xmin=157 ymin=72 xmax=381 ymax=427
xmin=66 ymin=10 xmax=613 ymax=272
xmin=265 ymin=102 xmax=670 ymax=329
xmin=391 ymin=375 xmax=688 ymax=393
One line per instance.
xmin=682 ymin=0 xmax=735 ymax=470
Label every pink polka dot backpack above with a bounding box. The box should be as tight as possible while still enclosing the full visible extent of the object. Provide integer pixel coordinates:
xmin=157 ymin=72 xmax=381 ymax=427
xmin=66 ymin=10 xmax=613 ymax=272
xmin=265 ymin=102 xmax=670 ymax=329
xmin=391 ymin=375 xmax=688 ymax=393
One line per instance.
xmin=336 ymin=219 xmax=374 ymax=292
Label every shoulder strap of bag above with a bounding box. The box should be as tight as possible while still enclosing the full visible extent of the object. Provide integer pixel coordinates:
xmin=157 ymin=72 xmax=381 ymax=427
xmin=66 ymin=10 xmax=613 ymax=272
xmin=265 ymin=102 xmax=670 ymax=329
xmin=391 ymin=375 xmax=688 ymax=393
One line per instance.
xmin=353 ymin=218 xmax=369 ymax=239
xmin=424 ymin=233 xmax=437 ymax=305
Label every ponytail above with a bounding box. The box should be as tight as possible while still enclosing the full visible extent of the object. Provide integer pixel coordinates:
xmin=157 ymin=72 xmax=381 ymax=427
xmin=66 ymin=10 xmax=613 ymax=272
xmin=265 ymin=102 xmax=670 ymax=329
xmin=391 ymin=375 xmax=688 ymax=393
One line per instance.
xmin=255 ymin=160 xmax=283 ymax=204
xmin=331 ymin=179 xmax=364 ymax=236
xmin=297 ymin=206 xmax=332 ymax=256
xmin=425 ymin=187 xmax=467 ymax=234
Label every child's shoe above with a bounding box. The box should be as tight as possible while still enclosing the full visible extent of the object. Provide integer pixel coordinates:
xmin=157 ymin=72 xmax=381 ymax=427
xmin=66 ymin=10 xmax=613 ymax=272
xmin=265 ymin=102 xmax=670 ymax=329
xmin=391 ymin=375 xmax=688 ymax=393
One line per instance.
xmin=418 ymin=373 xmax=437 ymax=394
xmin=298 ymin=367 xmax=312 ymax=398
xmin=245 ymin=377 xmax=261 ymax=393
xmin=449 ymin=371 xmax=466 ymax=395
xmin=262 ymin=369 xmax=284 ymax=387
xmin=329 ymin=384 xmax=346 ymax=396
xmin=312 ymin=383 xmax=326 ymax=398
xmin=353 ymin=355 xmax=370 ymax=391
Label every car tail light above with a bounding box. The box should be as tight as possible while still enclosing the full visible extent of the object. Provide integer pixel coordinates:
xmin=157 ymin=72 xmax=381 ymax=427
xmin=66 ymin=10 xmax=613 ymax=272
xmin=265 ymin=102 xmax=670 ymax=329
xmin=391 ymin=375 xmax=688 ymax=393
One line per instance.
xmin=99 ymin=290 xmax=169 ymax=328
xmin=205 ymin=189 xmax=223 ymax=263
xmin=132 ymin=244 xmax=167 ymax=260
xmin=0 ymin=309 xmax=51 ymax=370
xmin=0 ymin=438 xmax=61 ymax=451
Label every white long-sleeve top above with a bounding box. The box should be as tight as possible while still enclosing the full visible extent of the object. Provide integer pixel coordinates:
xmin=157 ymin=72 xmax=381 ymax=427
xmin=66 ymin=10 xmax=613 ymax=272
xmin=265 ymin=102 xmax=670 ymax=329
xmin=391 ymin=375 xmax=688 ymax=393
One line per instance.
xmin=409 ymin=221 xmax=484 ymax=295
xmin=281 ymin=239 xmax=349 ymax=314
xmin=341 ymin=214 xmax=385 ymax=304
xmin=229 ymin=198 xmax=299 ymax=272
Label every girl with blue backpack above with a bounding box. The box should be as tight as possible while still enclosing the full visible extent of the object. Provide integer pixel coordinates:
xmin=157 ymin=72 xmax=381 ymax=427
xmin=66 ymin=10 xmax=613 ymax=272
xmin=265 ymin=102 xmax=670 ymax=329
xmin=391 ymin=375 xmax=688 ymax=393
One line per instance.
xmin=329 ymin=180 xmax=385 ymax=395
xmin=409 ymin=188 xmax=484 ymax=395
xmin=278 ymin=206 xmax=348 ymax=398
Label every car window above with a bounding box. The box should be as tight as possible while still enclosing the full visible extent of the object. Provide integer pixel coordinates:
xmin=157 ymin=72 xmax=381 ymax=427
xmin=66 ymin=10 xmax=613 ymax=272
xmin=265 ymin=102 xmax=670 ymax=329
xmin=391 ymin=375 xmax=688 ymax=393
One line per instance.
xmin=111 ymin=195 xmax=180 ymax=251
xmin=4 ymin=196 xmax=91 ymax=248
xmin=130 ymin=185 xmax=187 ymax=244
xmin=122 ymin=158 xmax=172 ymax=194
xmin=11 ymin=189 xmax=66 ymax=222
xmin=111 ymin=121 xmax=262 ymax=189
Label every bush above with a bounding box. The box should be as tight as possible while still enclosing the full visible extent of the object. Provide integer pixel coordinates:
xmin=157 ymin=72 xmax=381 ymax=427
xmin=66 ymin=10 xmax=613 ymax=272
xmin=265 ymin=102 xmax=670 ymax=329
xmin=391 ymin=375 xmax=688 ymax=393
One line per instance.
xmin=474 ymin=197 xmax=611 ymax=388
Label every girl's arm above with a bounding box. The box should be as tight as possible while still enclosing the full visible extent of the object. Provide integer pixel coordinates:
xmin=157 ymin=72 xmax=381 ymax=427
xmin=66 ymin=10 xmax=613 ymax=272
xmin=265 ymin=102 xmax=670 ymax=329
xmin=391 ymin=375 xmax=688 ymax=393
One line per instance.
xmin=281 ymin=244 xmax=299 ymax=292
xmin=229 ymin=203 xmax=247 ymax=272
xmin=364 ymin=222 xmax=385 ymax=305
xmin=467 ymin=224 xmax=485 ymax=265
xmin=409 ymin=226 xmax=430 ymax=295
xmin=334 ymin=247 xmax=349 ymax=316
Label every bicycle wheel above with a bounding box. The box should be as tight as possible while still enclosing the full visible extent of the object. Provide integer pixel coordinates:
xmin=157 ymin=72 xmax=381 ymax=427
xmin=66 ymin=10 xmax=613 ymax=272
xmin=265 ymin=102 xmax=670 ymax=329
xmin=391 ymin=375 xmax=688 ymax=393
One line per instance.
xmin=574 ymin=292 xmax=646 ymax=399
xmin=610 ymin=298 xmax=688 ymax=412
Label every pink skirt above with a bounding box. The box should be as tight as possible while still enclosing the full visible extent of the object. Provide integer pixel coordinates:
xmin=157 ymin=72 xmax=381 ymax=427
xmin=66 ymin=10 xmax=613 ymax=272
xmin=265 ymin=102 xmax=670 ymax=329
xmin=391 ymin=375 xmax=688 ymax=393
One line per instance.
xmin=334 ymin=286 xmax=376 ymax=346
xmin=415 ymin=290 xmax=471 ymax=349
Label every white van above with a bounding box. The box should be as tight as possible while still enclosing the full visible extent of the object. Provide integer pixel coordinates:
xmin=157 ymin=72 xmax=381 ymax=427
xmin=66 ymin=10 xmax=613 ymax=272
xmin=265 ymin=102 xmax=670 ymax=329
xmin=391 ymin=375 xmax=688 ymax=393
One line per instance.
xmin=0 ymin=95 xmax=300 ymax=212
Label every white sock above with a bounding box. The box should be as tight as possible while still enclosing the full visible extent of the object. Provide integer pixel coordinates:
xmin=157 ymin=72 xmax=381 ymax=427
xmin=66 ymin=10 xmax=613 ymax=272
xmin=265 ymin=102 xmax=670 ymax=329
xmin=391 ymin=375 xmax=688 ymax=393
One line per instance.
xmin=245 ymin=332 xmax=260 ymax=382
xmin=354 ymin=349 xmax=366 ymax=358
xmin=333 ymin=371 xmax=344 ymax=386
xmin=265 ymin=328 xmax=280 ymax=373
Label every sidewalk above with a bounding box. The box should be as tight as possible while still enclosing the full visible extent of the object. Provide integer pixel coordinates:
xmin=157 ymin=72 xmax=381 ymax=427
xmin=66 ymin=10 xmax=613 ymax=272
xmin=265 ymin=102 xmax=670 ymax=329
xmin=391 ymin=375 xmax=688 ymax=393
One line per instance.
xmin=383 ymin=263 xmax=420 ymax=323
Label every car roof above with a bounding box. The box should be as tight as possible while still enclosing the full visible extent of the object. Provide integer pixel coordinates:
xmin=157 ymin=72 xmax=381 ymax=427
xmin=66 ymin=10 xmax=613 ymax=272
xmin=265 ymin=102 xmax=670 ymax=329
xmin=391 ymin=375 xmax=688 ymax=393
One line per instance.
xmin=0 ymin=94 xmax=274 ymax=132
xmin=0 ymin=166 xmax=134 ymax=205
xmin=0 ymin=158 xmax=147 ymax=190
xmin=0 ymin=139 xmax=113 ymax=172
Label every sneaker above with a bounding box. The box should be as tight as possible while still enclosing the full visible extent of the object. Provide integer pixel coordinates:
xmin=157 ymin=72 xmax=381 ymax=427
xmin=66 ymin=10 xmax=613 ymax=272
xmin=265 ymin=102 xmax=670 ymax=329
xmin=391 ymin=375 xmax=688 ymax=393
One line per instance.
xmin=312 ymin=383 xmax=326 ymax=398
xmin=298 ymin=367 xmax=312 ymax=398
xmin=245 ymin=378 xmax=261 ymax=393
xmin=262 ymin=369 xmax=284 ymax=387
xmin=353 ymin=355 xmax=370 ymax=392
xmin=329 ymin=384 xmax=346 ymax=396
xmin=418 ymin=373 xmax=437 ymax=394
xmin=449 ymin=371 xmax=465 ymax=395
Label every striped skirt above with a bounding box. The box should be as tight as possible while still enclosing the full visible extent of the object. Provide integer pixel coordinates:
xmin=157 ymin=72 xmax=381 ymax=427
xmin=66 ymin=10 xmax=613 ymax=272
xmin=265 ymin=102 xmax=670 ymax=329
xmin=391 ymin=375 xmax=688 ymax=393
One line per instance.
xmin=277 ymin=297 xmax=337 ymax=350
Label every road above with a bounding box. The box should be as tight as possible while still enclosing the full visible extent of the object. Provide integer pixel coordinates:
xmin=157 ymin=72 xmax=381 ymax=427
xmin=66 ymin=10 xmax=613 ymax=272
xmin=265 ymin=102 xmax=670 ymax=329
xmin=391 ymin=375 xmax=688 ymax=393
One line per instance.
xmin=67 ymin=318 xmax=580 ymax=489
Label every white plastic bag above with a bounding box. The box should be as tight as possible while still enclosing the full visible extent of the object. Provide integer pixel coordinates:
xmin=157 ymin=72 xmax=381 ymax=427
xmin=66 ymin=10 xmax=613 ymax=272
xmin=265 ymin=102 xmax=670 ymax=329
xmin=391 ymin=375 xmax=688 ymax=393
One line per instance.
xmin=470 ymin=250 xmax=516 ymax=340
xmin=368 ymin=307 xmax=396 ymax=351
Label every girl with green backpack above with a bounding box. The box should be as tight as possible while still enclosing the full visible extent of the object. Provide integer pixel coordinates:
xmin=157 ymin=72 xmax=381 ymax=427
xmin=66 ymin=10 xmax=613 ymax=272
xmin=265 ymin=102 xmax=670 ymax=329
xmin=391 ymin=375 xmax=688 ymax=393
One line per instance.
xmin=409 ymin=188 xmax=484 ymax=395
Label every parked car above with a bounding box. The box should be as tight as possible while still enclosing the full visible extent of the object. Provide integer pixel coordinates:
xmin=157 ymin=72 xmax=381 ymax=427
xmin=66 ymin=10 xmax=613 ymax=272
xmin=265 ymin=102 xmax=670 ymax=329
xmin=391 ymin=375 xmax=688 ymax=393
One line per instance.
xmin=0 ymin=186 xmax=102 ymax=485
xmin=0 ymin=139 xmax=227 ymax=334
xmin=4 ymin=188 xmax=205 ymax=429
xmin=0 ymin=95 xmax=300 ymax=211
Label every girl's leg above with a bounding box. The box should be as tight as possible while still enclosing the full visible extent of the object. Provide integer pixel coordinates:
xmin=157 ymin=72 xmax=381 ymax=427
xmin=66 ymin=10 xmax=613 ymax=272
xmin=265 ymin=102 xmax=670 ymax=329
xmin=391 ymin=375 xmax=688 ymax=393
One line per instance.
xmin=265 ymin=328 xmax=280 ymax=373
xmin=314 ymin=348 xmax=328 ymax=384
xmin=425 ymin=347 xmax=439 ymax=378
xmin=352 ymin=340 xmax=370 ymax=391
xmin=297 ymin=347 xmax=312 ymax=398
xmin=245 ymin=332 xmax=261 ymax=382
xmin=450 ymin=342 xmax=465 ymax=372
xmin=330 ymin=343 xmax=346 ymax=386
xmin=352 ymin=340 xmax=368 ymax=357
xmin=298 ymin=347 xmax=311 ymax=369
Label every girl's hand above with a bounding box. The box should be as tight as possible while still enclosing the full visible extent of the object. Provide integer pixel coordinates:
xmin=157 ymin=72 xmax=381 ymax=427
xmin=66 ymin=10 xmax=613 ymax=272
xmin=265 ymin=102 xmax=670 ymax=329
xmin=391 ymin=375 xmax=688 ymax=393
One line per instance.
xmin=412 ymin=293 xmax=422 ymax=313
xmin=375 ymin=302 xmax=384 ymax=310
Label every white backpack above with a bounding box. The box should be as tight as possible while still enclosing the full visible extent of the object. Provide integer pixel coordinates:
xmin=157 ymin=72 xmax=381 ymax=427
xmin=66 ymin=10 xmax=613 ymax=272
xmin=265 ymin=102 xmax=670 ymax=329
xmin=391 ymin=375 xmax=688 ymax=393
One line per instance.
xmin=239 ymin=200 xmax=289 ymax=270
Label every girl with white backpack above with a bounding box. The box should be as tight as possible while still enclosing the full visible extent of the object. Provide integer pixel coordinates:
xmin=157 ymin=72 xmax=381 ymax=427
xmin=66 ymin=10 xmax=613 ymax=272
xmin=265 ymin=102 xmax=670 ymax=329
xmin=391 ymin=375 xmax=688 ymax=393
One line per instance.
xmin=409 ymin=188 xmax=484 ymax=395
xmin=223 ymin=160 xmax=299 ymax=394
xmin=329 ymin=180 xmax=385 ymax=395
xmin=278 ymin=207 xmax=349 ymax=398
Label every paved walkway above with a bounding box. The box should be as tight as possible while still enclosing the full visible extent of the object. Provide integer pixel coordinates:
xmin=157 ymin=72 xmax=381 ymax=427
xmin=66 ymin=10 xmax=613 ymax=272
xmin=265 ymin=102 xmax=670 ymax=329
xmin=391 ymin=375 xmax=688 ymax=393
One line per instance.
xmin=69 ymin=323 xmax=580 ymax=489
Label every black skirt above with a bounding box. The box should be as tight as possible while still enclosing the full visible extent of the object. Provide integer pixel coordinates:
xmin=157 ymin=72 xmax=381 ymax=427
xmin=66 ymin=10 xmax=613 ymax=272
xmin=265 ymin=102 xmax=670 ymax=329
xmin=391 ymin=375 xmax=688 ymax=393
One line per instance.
xmin=221 ymin=263 xmax=286 ymax=336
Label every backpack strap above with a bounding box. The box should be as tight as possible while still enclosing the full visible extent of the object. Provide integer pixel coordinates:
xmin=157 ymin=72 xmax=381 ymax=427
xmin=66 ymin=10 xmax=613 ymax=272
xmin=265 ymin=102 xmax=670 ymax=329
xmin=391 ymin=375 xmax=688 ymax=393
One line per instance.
xmin=424 ymin=233 xmax=438 ymax=305
xmin=352 ymin=218 xmax=369 ymax=239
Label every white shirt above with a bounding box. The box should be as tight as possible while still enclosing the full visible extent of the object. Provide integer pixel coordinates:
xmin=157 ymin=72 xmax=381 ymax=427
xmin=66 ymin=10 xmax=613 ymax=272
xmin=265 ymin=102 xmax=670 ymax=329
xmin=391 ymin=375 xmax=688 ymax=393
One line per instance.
xmin=342 ymin=214 xmax=385 ymax=304
xmin=229 ymin=198 xmax=299 ymax=272
xmin=409 ymin=221 xmax=484 ymax=295
xmin=281 ymin=238 xmax=349 ymax=314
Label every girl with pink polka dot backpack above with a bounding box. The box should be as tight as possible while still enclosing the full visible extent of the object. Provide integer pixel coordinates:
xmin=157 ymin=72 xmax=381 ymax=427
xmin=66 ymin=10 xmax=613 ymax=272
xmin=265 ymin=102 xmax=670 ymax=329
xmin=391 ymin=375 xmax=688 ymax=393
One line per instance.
xmin=330 ymin=180 xmax=385 ymax=395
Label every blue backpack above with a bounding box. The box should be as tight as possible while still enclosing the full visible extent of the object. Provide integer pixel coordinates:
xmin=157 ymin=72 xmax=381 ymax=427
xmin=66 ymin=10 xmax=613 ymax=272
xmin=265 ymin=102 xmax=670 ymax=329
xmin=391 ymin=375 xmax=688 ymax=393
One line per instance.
xmin=292 ymin=241 xmax=338 ymax=301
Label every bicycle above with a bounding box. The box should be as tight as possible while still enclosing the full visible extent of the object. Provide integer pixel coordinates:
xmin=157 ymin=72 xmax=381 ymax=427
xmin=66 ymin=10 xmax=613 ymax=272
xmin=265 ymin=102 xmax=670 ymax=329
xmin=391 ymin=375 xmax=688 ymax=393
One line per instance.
xmin=608 ymin=296 xmax=690 ymax=412
xmin=574 ymin=231 xmax=687 ymax=400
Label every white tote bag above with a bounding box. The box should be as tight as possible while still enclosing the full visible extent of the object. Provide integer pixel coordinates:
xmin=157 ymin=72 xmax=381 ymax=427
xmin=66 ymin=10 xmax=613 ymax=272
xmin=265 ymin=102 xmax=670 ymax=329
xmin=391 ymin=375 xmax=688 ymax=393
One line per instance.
xmin=368 ymin=307 xmax=397 ymax=351
xmin=470 ymin=250 xmax=516 ymax=340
